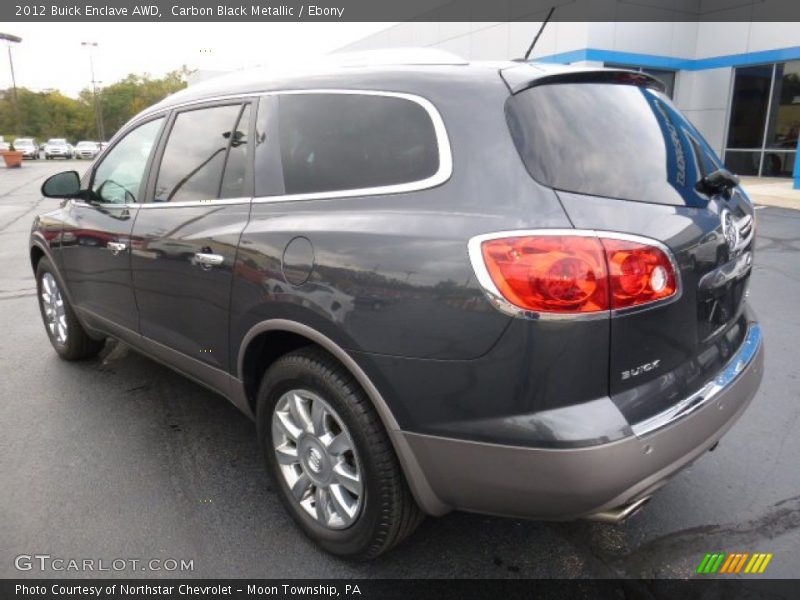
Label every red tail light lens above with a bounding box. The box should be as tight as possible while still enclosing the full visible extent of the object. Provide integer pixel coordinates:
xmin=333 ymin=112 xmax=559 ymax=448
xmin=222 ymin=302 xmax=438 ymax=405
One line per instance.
xmin=601 ymin=238 xmax=677 ymax=309
xmin=480 ymin=236 xmax=609 ymax=313
xmin=478 ymin=233 xmax=678 ymax=315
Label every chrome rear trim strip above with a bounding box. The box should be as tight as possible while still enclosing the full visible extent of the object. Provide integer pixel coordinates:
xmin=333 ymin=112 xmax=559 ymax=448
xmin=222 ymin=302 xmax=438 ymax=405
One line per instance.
xmin=632 ymin=323 xmax=762 ymax=437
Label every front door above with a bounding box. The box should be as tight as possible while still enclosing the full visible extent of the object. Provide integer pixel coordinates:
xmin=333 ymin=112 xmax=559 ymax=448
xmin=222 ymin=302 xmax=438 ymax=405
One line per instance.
xmin=131 ymin=101 xmax=253 ymax=373
xmin=61 ymin=116 xmax=165 ymax=332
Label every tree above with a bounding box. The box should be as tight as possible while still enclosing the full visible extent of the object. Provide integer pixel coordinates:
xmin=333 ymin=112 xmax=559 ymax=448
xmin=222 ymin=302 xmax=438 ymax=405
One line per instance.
xmin=95 ymin=66 xmax=192 ymax=138
xmin=0 ymin=66 xmax=192 ymax=142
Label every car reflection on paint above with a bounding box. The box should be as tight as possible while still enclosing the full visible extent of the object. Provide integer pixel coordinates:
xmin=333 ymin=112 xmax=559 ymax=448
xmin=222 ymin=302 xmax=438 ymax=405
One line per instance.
xmin=265 ymin=277 xmax=355 ymax=323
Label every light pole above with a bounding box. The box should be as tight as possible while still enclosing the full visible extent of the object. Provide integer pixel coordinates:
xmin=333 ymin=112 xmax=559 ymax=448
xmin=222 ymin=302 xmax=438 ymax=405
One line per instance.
xmin=0 ymin=32 xmax=22 ymax=137
xmin=81 ymin=41 xmax=105 ymax=141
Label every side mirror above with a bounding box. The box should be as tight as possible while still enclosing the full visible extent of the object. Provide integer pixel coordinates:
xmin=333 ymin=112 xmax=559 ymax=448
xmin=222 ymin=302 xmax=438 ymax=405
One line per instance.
xmin=42 ymin=171 xmax=81 ymax=198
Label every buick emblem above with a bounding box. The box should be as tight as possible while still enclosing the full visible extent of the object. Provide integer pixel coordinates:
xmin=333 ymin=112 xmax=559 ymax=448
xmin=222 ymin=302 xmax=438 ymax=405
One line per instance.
xmin=721 ymin=209 xmax=738 ymax=253
xmin=306 ymin=447 xmax=323 ymax=474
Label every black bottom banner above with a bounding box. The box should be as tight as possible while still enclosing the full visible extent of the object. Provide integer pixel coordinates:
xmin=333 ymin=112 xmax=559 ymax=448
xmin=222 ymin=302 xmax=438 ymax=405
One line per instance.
xmin=2 ymin=579 xmax=799 ymax=600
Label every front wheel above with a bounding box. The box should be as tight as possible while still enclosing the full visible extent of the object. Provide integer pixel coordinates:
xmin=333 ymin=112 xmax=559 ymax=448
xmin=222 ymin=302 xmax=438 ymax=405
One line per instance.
xmin=36 ymin=257 xmax=105 ymax=360
xmin=256 ymin=347 xmax=422 ymax=560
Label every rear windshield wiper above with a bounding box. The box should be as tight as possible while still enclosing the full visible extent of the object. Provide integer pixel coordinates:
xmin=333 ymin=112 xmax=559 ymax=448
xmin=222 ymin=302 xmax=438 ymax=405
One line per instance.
xmin=696 ymin=168 xmax=740 ymax=197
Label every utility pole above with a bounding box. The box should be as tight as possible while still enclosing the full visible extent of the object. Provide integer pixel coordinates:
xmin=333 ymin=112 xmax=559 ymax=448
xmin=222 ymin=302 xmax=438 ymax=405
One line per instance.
xmin=81 ymin=41 xmax=105 ymax=141
xmin=0 ymin=32 xmax=22 ymax=137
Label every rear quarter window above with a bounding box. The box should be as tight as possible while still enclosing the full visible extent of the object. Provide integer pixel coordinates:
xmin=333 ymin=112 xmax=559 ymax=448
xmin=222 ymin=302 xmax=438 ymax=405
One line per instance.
xmin=275 ymin=93 xmax=441 ymax=196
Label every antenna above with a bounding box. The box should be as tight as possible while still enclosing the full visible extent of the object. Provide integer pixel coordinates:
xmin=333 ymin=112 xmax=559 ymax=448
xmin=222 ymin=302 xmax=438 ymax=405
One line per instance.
xmin=523 ymin=6 xmax=556 ymax=61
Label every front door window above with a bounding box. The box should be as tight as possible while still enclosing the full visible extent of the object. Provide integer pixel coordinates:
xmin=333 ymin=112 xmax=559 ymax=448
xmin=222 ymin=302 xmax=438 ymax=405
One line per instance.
xmin=91 ymin=117 xmax=164 ymax=203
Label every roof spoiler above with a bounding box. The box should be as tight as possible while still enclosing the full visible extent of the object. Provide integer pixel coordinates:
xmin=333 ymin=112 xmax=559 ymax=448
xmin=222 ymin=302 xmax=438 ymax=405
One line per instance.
xmin=500 ymin=64 xmax=666 ymax=95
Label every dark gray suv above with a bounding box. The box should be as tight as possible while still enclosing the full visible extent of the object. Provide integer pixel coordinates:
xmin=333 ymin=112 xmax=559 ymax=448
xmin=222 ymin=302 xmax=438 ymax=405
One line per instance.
xmin=31 ymin=57 xmax=764 ymax=559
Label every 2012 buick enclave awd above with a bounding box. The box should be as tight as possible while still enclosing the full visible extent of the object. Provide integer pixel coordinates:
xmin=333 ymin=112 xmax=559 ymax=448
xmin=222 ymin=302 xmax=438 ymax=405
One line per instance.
xmin=30 ymin=54 xmax=764 ymax=559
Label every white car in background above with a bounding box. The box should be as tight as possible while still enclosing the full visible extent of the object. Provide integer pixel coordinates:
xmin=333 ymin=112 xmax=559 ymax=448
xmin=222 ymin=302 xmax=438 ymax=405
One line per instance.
xmin=14 ymin=138 xmax=40 ymax=159
xmin=74 ymin=141 xmax=101 ymax=160
xmin=44 ymin=138 xmax=71 ymax=159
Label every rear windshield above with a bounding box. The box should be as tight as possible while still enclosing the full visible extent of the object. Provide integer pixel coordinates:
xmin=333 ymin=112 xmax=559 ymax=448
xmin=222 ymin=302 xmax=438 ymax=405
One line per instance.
xmin=506 ymin=83 xmax=721 ymax=206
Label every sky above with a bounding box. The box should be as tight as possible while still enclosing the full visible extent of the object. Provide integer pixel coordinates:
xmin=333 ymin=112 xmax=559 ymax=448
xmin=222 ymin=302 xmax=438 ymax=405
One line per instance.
xmin=0 ymin=22 xmax=395 ymax=97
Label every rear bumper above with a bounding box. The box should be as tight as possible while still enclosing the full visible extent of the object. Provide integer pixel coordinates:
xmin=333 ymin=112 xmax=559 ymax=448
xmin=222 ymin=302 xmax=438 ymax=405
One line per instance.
xmin=401 ymin=323 xmax=764 ymax=519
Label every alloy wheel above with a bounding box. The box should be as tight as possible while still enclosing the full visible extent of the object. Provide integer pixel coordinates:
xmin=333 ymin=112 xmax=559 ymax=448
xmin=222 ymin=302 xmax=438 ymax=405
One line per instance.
xmin=272 ymin=389 xmax=363 ymax=529
xmin=40 ymin=272 xmax=67 ymax=345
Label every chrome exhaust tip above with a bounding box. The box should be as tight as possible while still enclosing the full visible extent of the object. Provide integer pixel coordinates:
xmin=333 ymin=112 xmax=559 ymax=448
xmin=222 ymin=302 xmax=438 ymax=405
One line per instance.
xmin=585 ymin=496 xmax=652 ymax=524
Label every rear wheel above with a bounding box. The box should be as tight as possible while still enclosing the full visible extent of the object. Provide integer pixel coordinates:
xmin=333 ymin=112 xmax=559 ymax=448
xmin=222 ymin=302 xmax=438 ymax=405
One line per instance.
xmin=36 ymin=257 xmax=105 ymax=360
xmin=256 ymin=347 xmax=422 ymax=560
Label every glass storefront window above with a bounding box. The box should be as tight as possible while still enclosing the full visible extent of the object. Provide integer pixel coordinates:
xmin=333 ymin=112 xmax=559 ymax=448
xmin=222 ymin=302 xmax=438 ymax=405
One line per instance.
xmin=604 ymin=64 xmax=676 ymax=98
xmin=726 ymin=65 xmax=772 ymax=149
xmin=766 ymin=61 xmax=800 ymax=149
xmin=724 ymin=151 xmax=762 ymax=176
xmin=762 ymin=151 xmax=796 ymax=177
xmin=724 ymin=60 xmax=799 ymax=177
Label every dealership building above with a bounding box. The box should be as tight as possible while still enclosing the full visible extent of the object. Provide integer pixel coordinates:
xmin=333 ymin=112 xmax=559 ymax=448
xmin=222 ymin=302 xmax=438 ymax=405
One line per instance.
xmin=339 ymin=21 xmax=800 ymax=183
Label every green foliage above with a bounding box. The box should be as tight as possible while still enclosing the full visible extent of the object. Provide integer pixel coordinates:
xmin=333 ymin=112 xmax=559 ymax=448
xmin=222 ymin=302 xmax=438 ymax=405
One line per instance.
xmin=0 ymin=66 xmax=191 ymax=143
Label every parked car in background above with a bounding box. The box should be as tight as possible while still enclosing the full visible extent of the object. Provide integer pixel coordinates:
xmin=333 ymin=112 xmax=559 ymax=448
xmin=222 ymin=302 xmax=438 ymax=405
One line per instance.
xmin=14 ymin=138 xmax=40 ymax=159
xmin=44 ymin=139 xmax=71 ymax=160
xmin=67 ymin=143 xmax=75 ymax=158
xmin=0 ymin=135 xmax=9 ymax=151
xmin=30 ymin=56 xmax=764 ymax=560
xmin=74 ymin=141 xmax=101 ymax=160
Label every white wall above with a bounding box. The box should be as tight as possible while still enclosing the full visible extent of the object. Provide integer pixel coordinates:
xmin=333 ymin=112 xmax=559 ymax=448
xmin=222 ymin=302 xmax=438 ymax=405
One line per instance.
xmin=674 ymin=68 xmax=733 ymax=156
xmin=588 ymin=22 xmax=698 ymax=58
xmin=336 ymin=22 xmax=590 ymax=62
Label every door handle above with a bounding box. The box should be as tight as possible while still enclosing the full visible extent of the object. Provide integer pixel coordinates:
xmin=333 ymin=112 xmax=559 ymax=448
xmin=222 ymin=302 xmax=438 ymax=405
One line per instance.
xmin=107 ymin=242 xmax=127 ymax=256
xmin=193 ymin=252 xmax=224 ymax=268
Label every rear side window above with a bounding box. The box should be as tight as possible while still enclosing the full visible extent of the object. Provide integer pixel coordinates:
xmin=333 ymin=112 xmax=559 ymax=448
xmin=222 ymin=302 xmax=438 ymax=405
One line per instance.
xmin=154 ymin=104 xmax=244 ymax=203
xmin=506 ymin=83 xmax=717 ymax=207
xmin=276 ymin=93 xmax=440 ymax=195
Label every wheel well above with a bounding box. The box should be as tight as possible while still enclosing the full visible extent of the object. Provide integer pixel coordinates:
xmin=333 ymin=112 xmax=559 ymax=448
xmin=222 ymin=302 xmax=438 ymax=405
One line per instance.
xmin=241 ymin=330 xmax=315 ymax=415
xmin=30 ymin=245 xmax=45 ymax=273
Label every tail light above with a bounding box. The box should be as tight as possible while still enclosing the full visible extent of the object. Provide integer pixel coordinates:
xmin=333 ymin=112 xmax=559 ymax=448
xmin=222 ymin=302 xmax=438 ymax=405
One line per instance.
xmin=471 ymin=231 xmax=678 ymax=317
xmin=602 ymin=238 xmax=677 ymax=309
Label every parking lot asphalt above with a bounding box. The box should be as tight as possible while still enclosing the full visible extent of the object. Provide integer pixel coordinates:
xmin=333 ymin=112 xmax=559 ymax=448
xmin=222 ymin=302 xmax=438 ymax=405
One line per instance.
xmin=1 ymin=160 xmax=798 ymax=579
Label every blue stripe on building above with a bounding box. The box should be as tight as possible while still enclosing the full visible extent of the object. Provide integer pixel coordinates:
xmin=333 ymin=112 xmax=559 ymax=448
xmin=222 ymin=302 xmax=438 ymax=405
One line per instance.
xmin=534 ymin=47 xmax=800 ymax=71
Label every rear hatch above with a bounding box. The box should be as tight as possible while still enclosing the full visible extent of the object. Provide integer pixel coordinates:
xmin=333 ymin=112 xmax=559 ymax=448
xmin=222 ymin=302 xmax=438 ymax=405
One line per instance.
xmin=503 ymin=66 xmax=756 ymax=426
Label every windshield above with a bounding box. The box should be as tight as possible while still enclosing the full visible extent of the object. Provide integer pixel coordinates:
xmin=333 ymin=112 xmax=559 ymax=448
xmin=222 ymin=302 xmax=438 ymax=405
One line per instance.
xmin=505 ymin=83 xmax=723 ymax=207
xmin=15 ymin=139 xmax=34 ymax=146
xmin=77 ymin=142 xmax=96 ymax=147
xmin=48 ymin=139 xmax=67 ymax=145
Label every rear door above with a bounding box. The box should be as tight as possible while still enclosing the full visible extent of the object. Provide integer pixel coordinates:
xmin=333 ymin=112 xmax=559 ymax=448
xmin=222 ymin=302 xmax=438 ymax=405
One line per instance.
xmin=131 ymin=101 xmax=253 ymax=373
xmin=505 ymin=76 xmax=756 ymax=425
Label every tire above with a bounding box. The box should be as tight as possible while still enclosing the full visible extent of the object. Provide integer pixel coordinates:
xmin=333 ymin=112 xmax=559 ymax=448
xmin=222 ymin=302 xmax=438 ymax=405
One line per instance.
xmin=36 ymin=257 xmax=105 ymax=360
xmin=256 ymin=347 xmax=423 ymax=560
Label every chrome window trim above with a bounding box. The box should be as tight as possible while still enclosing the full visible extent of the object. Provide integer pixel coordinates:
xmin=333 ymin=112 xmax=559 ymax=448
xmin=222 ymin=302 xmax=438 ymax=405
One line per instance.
xmin=467 ymin=229 xmax=683 ymax=321
xmin=253 ymin=89 xmax=452 ymax=203
xmin=632 ymin=323 xmax=762 ymax=437
xmin=138 ymin=197 xmax=251 ymax=209
xmin=69 ymin=199 xmax=137 ymax=210
xmin=127 ymin=89 xmax=452 ymax=206
xmin=69 ymin=198 xmax=253 ymax=209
